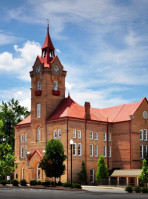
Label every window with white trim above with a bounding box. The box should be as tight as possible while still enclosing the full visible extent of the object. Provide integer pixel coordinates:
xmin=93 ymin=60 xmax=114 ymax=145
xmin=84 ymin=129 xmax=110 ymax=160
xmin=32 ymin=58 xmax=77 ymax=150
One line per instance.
xmin=144 ymin=129 xmax=147 ymax=141
xmin=37 ymin=127 xmax=41 ymax=141
xmin=73 ymin=143 xmax=77 ymax=156
xmin=25 ymin=134 xmax=27 ymax=142
xmin=53 ymin=81 xmax=58 ymax=91
xmin=90 ymin=144 xmax=93 ymax=157
xmin=22 ymin=168 xmax=24 ymax=179
xmin=37 ymin=81 xmax=41 ymax=90
xmin=144 ymin=145 xmax=148 ymax=159
xmin=140 ymin=145 xmax=143 ymax=159
xmin=140 ymin=130 xmax=143 ymax=141
xmin=73 ymin=129 xmax=76 ymax=138
xmin=54 ymin=129 xmax=57 ymax=139
xmin=58 ymin=129 xmax=61 ymax=138
xmin=37 ymin=165 xmax=41 ymax=181
xmin=78 ymin=143 xmax=82 ymax=156
xmin=108 ymin=146 xmax=111 ymax=157
xmin=108 ymin=133 xmax=111 ymax=141
xmin=104 ymin=133 xmax=107 ymax=141
xmin=95 ymin=132 xmax=98 ymax=140
xmin=90 ymin=131 xmax=93 ymax=140
xmin=90 ymin=169 xmax=94 ymax=183
xmin=104 ymin=145 xmax=107 ymax=157
xmin=21 ymin=146 xmax=24 ymax=158
xmin=78 ymin=130 xmax=81 ymax=139
xmin=21 ymin=134 xmax=24 ymax=142
xmin=24 ymin=145 xmax=27 ymax=158
xmin=37 ymin=104 xmax=41 ymax=118
xmin=95 ymin=145 xmax=98 ymax=157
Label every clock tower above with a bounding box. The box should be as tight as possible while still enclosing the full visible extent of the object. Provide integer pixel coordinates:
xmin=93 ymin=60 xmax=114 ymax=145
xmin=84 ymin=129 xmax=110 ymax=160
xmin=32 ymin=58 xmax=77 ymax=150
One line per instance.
xmin=30 ymin=25 xmax=67 ymax=125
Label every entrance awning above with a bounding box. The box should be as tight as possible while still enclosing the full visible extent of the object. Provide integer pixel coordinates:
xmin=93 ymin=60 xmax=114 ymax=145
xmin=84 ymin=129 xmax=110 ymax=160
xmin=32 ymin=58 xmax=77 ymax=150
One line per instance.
xmin=111 ymin=169 xmax=142 ymax=177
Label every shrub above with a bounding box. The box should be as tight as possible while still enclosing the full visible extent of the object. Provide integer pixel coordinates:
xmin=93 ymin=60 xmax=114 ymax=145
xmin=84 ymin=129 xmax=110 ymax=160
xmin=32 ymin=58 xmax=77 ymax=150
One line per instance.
xmin=134 ymin=186 xmax=141 ymax=193
xmin=37 ymin=181 xmax=42 ymax=185
xmin=30 ymin=179 xmax=37 ymax=186
xmin=1 ymin=180 xmax=8 ymax=186
xmin=57 ymin=181 xmax=63 ymax=186
xmin=12 ymin=179 xmax=19 ymax=186
xmin=125 ymin=185 xmax=133 ymax=193
xmin=73 ymin=183 xmax=81 ymax=189
xmin=142 ymin=187 xmax=148 ymax=193
xmin=20 ymin=179 xmax=27 ymax=186
xmin=62 ymin=182 xmax=71 ymax=187
xmin=41 ymin=181 xmax=45 ymax=185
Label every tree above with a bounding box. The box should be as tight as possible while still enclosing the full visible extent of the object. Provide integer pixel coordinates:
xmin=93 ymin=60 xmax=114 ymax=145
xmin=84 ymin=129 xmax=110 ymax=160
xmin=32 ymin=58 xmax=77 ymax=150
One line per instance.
xmin=39 ymin=139 xmax=67 ymax=182
xmin=0 ymin=120 xmax=16 ymax=179
xmin=139 ymin=159 xmax=148 ymax=186
xmin=0 ymin=98 xmax=30 ymax=150
xmin=78 ymin=161 xmax=87 ymax=184
xmin=96 ymin=155 xmax=109 ymax=184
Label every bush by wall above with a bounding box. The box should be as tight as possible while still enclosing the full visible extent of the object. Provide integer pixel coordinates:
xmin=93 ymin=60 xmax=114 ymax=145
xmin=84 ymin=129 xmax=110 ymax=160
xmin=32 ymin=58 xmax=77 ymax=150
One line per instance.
xmin=134 ymin=186 xmax=141 ymax=193
xmin=0 ymin=180 xmax=8 ymax=186
xmin=12 ymin=179 xmax=19 ymax=186
xmin=141 ymin=187 xmax=148 ymax=193
xmin=30 ymin=179 xmax=37 ymax=186
xmin=125 ymin=185 xmax=133 ymax=193
xmin=62 ymin=182 xmax=71 ymax=187
xmin=20 ymin=179 xmax=27 ymax=186
xmin=73 ymin=183 xmax=81 ymax=189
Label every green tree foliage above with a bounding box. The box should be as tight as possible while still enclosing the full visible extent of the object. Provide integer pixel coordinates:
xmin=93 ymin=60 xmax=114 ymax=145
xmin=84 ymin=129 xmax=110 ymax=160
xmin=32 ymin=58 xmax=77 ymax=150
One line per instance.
xmin=39 ymin=139 xmax=67 ymax=179
xmin=0 ymin=120 xmax=16 ymax=179
xmin=0 ymin=98 xmax=30 ymax=150
xmin=96 ymin=155 xmax=109 ymax=182
xmin=139 ymin=159 xmax=148 ymax=186
xmin=78 ymin=161 xmax=87 ymax=184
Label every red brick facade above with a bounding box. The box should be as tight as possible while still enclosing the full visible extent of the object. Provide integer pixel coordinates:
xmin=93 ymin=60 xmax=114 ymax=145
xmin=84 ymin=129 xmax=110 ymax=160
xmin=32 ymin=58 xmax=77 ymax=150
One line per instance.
xmin=14 ymin=27 xmax=148 ymax=184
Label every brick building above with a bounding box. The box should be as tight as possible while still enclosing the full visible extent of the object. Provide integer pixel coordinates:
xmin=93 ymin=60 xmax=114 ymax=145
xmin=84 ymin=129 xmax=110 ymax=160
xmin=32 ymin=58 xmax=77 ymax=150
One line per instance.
xmin=14 ymin=25 xmax=148 ymax=184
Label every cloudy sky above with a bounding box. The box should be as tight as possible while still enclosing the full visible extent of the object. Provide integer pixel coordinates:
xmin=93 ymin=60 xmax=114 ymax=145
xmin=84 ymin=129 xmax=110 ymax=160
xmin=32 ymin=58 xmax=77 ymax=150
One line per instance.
xmin=0 ymin=0 xmax=148 ymax=110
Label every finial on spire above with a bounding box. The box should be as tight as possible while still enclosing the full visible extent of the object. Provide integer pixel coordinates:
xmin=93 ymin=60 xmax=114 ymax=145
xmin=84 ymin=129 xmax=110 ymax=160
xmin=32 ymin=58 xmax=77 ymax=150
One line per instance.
xmin=46 ymin=18 xmax=49 ymax=32
xmin=68 ymin=92 xmax=70 ymax=98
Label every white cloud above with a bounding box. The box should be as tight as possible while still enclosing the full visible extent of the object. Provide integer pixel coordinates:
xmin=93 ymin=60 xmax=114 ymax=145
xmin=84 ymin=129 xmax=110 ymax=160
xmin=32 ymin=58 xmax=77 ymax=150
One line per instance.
xmin=0 ymin=30 xmax=21 ymax=45
xmin=56 ymin=48 xmax=61 ymax=54
xmin=0 ymin=41 xmax=41 ymax=81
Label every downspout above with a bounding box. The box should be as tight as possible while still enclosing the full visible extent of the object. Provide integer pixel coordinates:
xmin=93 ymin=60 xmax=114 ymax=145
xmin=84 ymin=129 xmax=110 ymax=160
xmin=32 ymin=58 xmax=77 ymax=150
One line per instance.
xmin=107 ymin=117 xmax=109 ymax=168
xmin=67 ymin=117 xmax=69 ymax=181
xmin=85 ymin=119 xmax=87 ymax=169
xmin=129 ymin=121 xmax=132 ymax=169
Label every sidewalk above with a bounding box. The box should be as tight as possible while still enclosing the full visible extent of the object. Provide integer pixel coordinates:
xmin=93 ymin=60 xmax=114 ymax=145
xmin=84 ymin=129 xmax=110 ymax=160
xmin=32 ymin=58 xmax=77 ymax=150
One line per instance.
xmin=82 ymin=185 xmax=126 ymax=193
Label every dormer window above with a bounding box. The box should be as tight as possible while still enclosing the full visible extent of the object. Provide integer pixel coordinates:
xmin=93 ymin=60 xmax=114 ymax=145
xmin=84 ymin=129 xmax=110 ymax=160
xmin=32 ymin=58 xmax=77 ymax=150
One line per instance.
xmin=53 ymin=81 xmax=58 ymax=91
xmin=37 ymin=81 xmax=41 ymax=91
xmin=49 ymin=50 xmax=54 ymax=58
xmin=43 ymin=50 xmax=46 ymax=57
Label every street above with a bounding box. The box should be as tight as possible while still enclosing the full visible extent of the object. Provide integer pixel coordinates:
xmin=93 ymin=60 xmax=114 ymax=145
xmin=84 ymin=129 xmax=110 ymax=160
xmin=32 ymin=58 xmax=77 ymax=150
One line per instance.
xmin=0 ymin=188 xmax=148 ymax=199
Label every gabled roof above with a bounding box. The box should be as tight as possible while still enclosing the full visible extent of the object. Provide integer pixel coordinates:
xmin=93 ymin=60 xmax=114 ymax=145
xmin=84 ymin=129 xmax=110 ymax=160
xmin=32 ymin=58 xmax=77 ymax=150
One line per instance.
xmin=29 ymin=149 xmax=43 ymax=161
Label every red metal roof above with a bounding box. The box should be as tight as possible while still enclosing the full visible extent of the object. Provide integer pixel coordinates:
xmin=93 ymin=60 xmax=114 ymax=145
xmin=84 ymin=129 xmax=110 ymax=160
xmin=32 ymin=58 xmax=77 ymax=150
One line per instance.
xmin=42 ymin=26 xmax=54 ymax=50
xmin=29 ymin=149 xmax=43 ymax=161
xmin=16 ymin=97 xmax=147 ymax=126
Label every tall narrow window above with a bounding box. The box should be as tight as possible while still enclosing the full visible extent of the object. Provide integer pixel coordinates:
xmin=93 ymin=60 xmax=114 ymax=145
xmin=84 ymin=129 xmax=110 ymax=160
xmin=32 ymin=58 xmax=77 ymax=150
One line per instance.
xmin=78 ymin=143 xmax=82 ymax=156
xmin=58 ymin=129 xmax=61 ymax=138
xmin=108 ymin=146 xmax=111 ymax=157
xmin=37 ymin=166 xmax=41 ymax=181
xmin=53 ymin=81 xmax=58 ymax=91
xmin=73 ymin=143 xmax=77 ymax=156
xmin=104 ymin=133 xmax=107 ymax=141
xmin=24 ymin=145 xmax=27 ymax=158
xmin=21 ymin=146 xmax=24 ymax=158
xmin=90 ymin=144 xmax=93 ymax=157
xmin=140 ymin=130 xmax=143 ymax=141
xmin=78 ymin=130 xmax=81 ymax=139
xmin=108 ymin=133 xmax=111 ymax=141
xmin=95 ymin=145 xmax=98 ymax=157
xmin=90 ymin=131 xmax=93 ymax=140
xmin=95 ymin=132 xmax=98 ymax=140
xmin=140 ymin=145 xmax=143 ymax=159
xmin=25 ymin=134 xmax=27 ymax=142
xmin=37 ymin=104 xmax=41 ymax=118
xmin=104 ymin=145 xmax=107 ymax=157
xmin=22 ymin=168 xmax=24 ymax=179
xmin=144 ymin=129 xmax=147 ymax=141
xmin=21 ymin=134 xmax=24 ymax=142
xmin=54 ymin=129 xmax=57 ymax=138
xmin=144 ymin=145 xmax=147 ymax=158
xmin=90 ymin=169 xmax=94 ymax=183
xmin=37 ymin=81 xmax=41 ymax=90
xmin=73 ymin=129 xmax=76 ymax=138
xmin=37 ymin=127 xmax=40 ymax=141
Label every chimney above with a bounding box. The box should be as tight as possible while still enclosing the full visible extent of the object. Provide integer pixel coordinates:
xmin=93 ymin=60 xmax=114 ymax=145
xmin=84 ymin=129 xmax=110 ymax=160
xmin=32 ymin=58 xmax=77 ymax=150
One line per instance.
xmin=85 ymin=102 xmax=91 ymax=120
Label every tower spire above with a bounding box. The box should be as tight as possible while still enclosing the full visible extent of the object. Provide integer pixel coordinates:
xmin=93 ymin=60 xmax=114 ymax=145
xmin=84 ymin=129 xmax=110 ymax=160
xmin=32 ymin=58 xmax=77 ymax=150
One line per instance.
xmin=41 ymin=21 xmax=55 ymax=63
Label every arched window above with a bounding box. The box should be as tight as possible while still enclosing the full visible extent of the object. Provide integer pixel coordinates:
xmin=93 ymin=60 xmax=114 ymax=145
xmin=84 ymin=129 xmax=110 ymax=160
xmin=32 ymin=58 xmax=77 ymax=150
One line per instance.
xmin=53 ymin=81 xmax=58 ymax=91
xmin=37 ymin=127 xmax=40 ymax=141
xmin=37 ymin=81 xmax=41 ymax=90
xmin=37 ymin=165 xmax=41 ymax=181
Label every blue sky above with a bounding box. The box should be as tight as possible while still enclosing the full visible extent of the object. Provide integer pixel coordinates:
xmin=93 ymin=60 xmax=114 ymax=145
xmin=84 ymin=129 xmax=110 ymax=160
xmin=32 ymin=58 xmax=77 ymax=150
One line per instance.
xmin=0 ymin=0 xmax=148 ymax=110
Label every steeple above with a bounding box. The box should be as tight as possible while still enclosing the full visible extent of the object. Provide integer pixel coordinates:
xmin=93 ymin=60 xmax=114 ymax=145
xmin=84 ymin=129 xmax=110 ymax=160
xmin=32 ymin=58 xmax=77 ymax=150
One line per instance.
xmin=41 ymin=23 xmax=55 ymax=63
